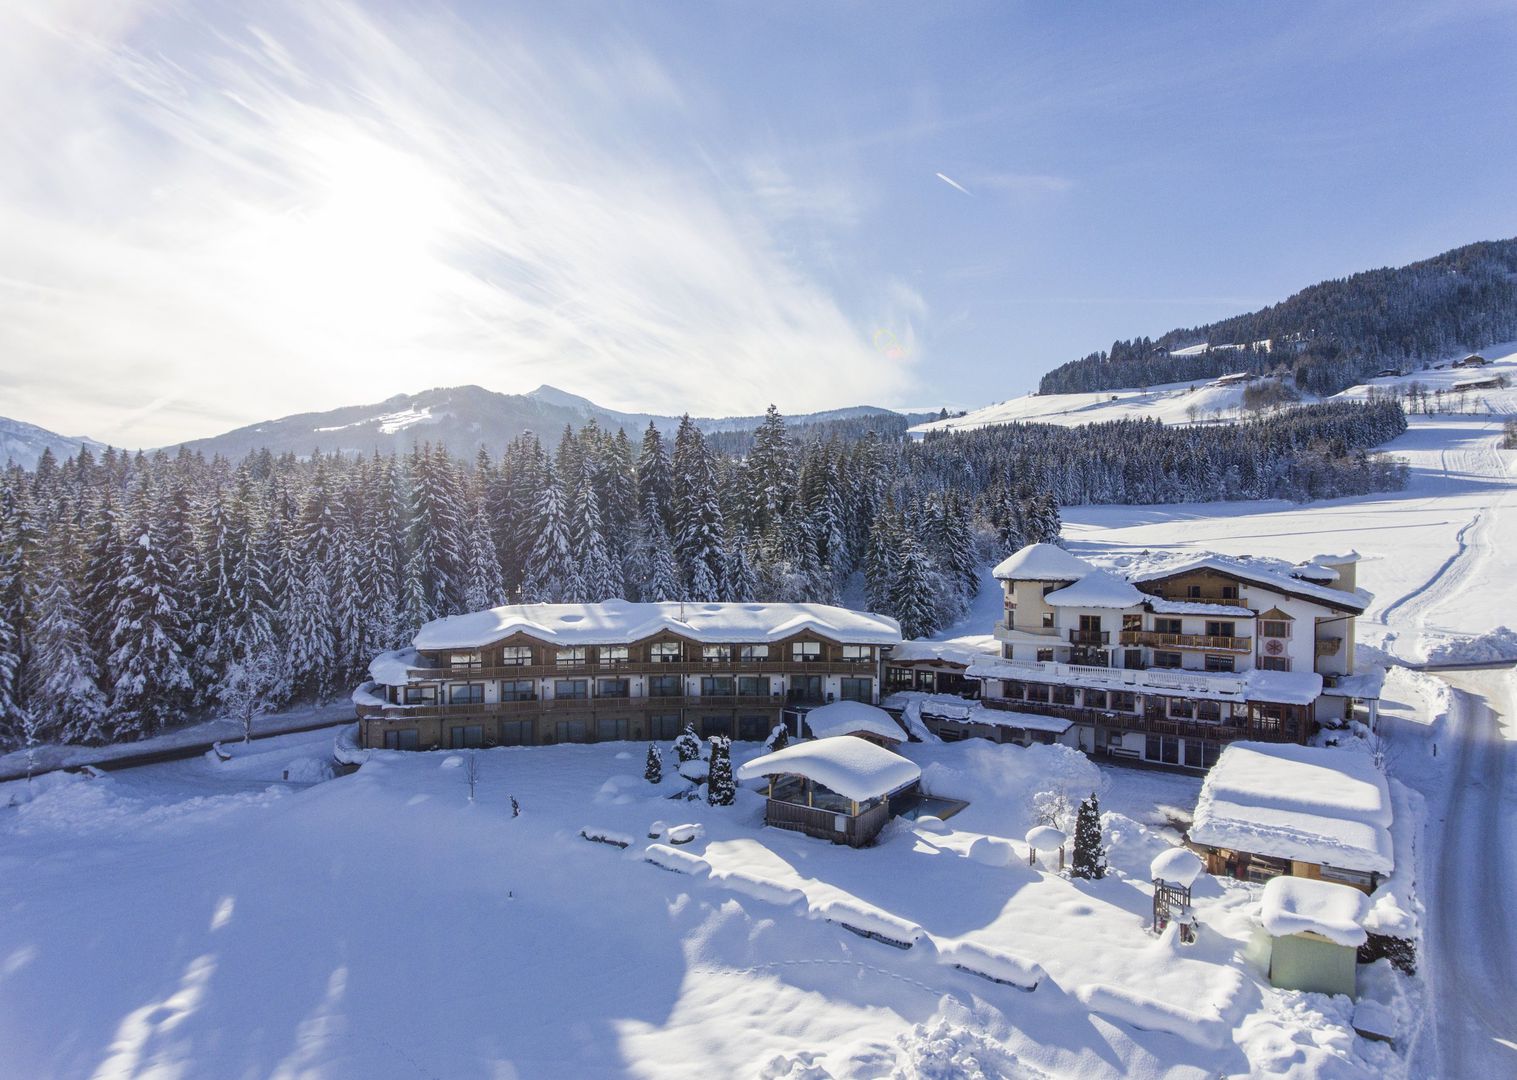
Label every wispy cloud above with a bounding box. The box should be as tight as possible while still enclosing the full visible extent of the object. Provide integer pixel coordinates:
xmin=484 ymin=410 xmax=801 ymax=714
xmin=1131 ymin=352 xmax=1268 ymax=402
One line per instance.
xmin=0 ymin=2 xmax=913 ymax=447
xmin=935 ymin=172 xmax=973 ymax=197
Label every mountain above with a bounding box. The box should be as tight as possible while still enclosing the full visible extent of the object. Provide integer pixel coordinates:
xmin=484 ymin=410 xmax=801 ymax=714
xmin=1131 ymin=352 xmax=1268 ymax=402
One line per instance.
xmin=167 ymin=384 xmax=924 ymax=460
xmin=0 ymin=417 xmax=106 ymax=470
xmin=1038 ymin=238 xmax=1517 ymax=397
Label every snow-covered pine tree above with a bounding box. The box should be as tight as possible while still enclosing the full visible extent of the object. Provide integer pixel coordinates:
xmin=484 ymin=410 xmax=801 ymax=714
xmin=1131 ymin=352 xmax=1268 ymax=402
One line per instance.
xmin=637 ymin=422 xmax=673 ymax=535
xmin=644 ymin=741 xmax=663 ymax=784
xmin=285 ymin=543 xmax=337 ymax=702
xmin=523 ymin=468 xmax=575 ymax=602
xmin=569 ymin=459 xmax=616 ymax=602
xmin=641 ymin=521 xmax=682 ymax=602
xmin=889 ymin=532 xmax=939 ymax=639
xmin=1071 ymin=793 xmax=1107 ymax=880
xmin=107 ymin=503 xmax=195 ymax=739
xmin=721 ymin=536 xmax=759 ymax=602
xmin=674 ymin=723 xmax=700 ymax=763
xmin=408 ymin=445 xmax=469 ymax=615
xmin=744 ymin=404 xmax=795 ymax=539
xmin=707 ymin=735 xmax=735 ymax=806
xmin=671 ymin=416 xmax=726 ymax=601
xmin=462 ymin=497 xmax=506 ymax=612
xmin=864 ymin=506 xmax=901 ymax=614
xmin=26 ymin=530 xmax=109 ymax=745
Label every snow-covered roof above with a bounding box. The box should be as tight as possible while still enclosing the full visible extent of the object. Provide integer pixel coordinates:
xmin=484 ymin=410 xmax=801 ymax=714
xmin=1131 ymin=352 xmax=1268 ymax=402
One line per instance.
xmin=1321 ymin=666 xmax=1387 ymax=701
xmin=881 ymin=693 xmax=1072 ymax=734
xmin=411 ymin=600 xmax=902 ymax=651
xmin=1043 ymin=569 xmax=1146 ymax=609
xmin=1291 ymin=562 xmax=1340 ymax=584
xmin=802 ymin=701 xmax=905 ymax=743
xmin=369 ymin=648 xmax=423 ymax=687
xmin=1150 ymin=846 xmax=1205 ymax=887
xmin=888 ymin=635 xmax=1000 ymax=666
xmin=351 ymin=681 xmax=386 ymax=709
xmin=1130 ymin=555 xmax=1368 ymax=613
xmin=735 ymin=735 xmax=921 ymax=802
xmin=1243 ymin=669 xmax=1324 ymax=706
xmin=1146 ymin=597 xmax=1255 ymax=618
xmin=1259 ymin=876 xmax=1370 ymax=947
xmin=964 ymin=658 xmax=1321 ymax=706
xmin=1190 ymin=742 xmax=1393 ymax=874
xmin=992 ymin=543 xmax=1095 ymax=582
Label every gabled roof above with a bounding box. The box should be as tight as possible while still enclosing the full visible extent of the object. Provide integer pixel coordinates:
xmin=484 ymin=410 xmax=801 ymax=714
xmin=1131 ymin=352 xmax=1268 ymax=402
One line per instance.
xmin=992 ymin=543 xmax=1095 ymax=582
xmin=1044 ymin=569 xmax=1146 ymax=609
xmin=409 ymin=600 xmax=902 ymax=651
xmin=1131 ymin=555 xmax=1368 ymax=613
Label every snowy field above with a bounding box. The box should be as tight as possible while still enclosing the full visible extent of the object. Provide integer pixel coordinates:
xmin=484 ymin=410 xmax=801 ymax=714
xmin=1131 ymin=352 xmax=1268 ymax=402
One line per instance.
xmin=1 ymin=728 xmax=1416 ymax=1079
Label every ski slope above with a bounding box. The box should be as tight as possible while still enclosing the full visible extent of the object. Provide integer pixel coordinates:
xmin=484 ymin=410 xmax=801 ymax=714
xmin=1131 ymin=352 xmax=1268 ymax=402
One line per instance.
xmin=911 ymin=344 xmax=1517 ymax=436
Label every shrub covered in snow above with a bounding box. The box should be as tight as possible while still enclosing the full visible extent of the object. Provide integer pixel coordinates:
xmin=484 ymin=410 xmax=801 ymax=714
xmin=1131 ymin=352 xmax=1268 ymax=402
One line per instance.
xmin=1071 ymin=793 xmax=1107 ymax=880
xmin=643 ymin=742 xmax=662 ymax=784
xmin=674 ymin=725 xmax=701 ymax=763
xmin=707 ymin=736 xmax=735 ymax=806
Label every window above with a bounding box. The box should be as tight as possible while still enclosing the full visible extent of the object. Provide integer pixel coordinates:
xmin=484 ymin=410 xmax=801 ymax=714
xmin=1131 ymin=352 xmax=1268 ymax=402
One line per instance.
xmin=596 ymin=678 xmax=629 ymax=699
xmin=1036 ymin=648 xmax=1054 ymax=662
xmin=700 ymin=676 xmax=734 ymax=697
xmin=1051 ymin=685 xmax=1076 ymax=706
xmin=1184 ymin=740 xmax=1205 ymax=768
xmin=738 ymin=676 xmax=771 ymax=697
xmin=739 ymin=644 xmax=769 ymax=662
xmin=1321 ymin=864 xmax=1374 ymax=888
xmin=1169 ymin=698 xmax=1195 ymax=719
xmin=649 ymin=675 xmax=682 ymax=698
xmin=450 ymin=651 xmax=482 ymax=670
xmin=842 ymin=645 xmax=872 ymax=663
xmin=596 ymin=717 xmax=630 ymax=741
xmin=699 ymin=716 xmax=731 ymax=739
xmin=649 ymin=713 xmax=681 ymax=740
xmin=1197 ymin=700 xmax=1221 ymax=723
xmin=383 ymin=729 xmax=419 ymax=750
xmin=788 ymin=676 xmax=824 ymax=703
xmin=553 ymin=679 xmax=588 ymax=700
xmin=1025 ymin=683 xmax=1051 ymax=703
xmin=403 ymin=686 xmax=436 ymax=705
xmin=651 ymin=641 xmax=682 ymax=662
xmin=1260 ymin=655 xmax=1291 ymax=672
xmin=1220 ymin=585 xmax=1239 ymax=600
xmin=1041 ymin=611 xmax=1055 ymax=629
xmin=885 ymin=667 xmax=913 ymax=693
xmin=448 ymin=725 xmax=483 ymax=748
xmin=702 ymin=645 xmax=728 ymax=663
xmin=1153 ymin=651 xmax=1182 ymax=669
xmin=554 ymin=720 xmax=590 ymax=744
xmin=600 ymin=645 xmax=629 ymax=665
xmin=1084 ymin=689 xmax=1108 ymax=710
xmin=1205 ymin=621 xmax=1236 ymax=639
xmin=498 ymin=720 xmax=531 ymax=746
xmin=500 ymin=646 xmax=532 ymax=666
xmin=1261 ymin=620 xmax=1291 ymax=639
xmin=1079 ymin=614 xmax=1102 ymax=632
xmin=1110 ymin=691 xmax=1136 ymax=712
xmin=1122 ymin=613 xmax=1142 ymax=632
xmin=791 ymin=641 xmax=821 ymax=662
xmin=1204 ymin=654 xmax=1235 ymax=673
xmin=499 ymin=679 xmax=535 ymax=702
xmin=449 ymin=683 xmax=484 ymax=705
xmin=1186 ymin=585 xmax=1202 ymax=599
xmin=1003 ymin=679 xmax=1026 ymax=699
xmin=840 ymin=677 xmax=872 ymax=703
xmin=738 ymin=715 xmax=770 ymax=741
xmin=1154 ymin=617 xmax=1182 ymax=635
xmin=556 ymin=647 xmax=587 ymax=667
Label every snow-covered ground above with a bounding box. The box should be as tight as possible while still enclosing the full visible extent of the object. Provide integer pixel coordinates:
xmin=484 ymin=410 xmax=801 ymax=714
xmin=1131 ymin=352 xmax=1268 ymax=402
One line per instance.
xmin=910 ymin=343 xmax=1517 ymax=437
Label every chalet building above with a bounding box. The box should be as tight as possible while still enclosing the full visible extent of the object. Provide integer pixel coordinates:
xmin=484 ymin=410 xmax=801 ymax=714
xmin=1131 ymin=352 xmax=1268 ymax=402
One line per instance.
xmin=964 ymin=543 xmax=1380 ymax=770
xmin=1452 ymin=352 xmax=1488 ymax=367
xmin=353 ymin=600 xmax=901 ymax=751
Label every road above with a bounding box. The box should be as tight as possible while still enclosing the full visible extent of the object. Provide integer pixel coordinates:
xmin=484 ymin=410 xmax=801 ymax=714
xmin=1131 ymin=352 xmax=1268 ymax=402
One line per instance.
xmin=1417 ymin=666 xmax=1517 ymax=1077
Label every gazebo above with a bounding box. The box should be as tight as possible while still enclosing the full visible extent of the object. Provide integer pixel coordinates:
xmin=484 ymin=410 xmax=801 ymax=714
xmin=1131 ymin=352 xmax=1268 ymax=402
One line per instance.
xmin=736 ymin=736 xmax=921 ymax=847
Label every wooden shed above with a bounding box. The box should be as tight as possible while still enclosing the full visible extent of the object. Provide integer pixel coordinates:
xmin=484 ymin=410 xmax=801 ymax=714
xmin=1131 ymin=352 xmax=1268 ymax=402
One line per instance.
xmin=736 ymin=736 xmax=921 ymax=847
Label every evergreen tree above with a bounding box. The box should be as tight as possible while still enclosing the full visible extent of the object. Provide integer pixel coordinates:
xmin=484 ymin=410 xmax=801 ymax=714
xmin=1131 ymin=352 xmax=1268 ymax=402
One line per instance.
xmin=889 ymin=532 xmax=938 ymax=639
xmin=644 ymin=741 xmax=663 ymax=784
xmin=671 ymin=416 xmax=726 ymax=600
xmin=674 ymin=723 xmax=700 ymax=763
xmin=1071 ymin=793 xmax=1107 ymax=880
xmin=707 ymin=735 xmax=735 ymax=806
xmin=27 ymin=531 xmax=109 ymax=744
xmin=107 ymin=508 xmax=194 ymax=738
xmin=523 ymin=469 xmax=575 ymax=602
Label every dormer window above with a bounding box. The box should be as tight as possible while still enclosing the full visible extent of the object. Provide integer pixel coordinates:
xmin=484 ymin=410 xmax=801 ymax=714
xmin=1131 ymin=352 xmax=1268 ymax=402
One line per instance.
xmin=556 ymin=647 xmax=587 ymax=666
xmin=791 ymin=641 xmax=822 ymax=662
xmin=651 ymin=641 xmax=682 ymax=663
xmin=449 ymin=651 xmax=482 ymax=670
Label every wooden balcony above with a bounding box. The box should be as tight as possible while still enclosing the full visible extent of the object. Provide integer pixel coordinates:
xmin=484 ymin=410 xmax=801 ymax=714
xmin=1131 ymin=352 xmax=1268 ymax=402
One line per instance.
xmin=1068 ymin=629 xmax=1110 ymax=645
xmin=1119 ymin=630 xmax=1252 ymax=653
xmin=408 ymin=659 xmax=867 ymax=680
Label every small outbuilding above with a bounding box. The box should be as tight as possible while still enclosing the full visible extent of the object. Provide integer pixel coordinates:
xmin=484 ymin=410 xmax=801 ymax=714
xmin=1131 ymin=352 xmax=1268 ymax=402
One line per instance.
xmin=801 ymin=700 xmax=906 ymax=748
xmin=736 ymin=736 xmax=922 ymax=847
xmin=1255 ymin=876 xmax=1369 ymax=998
xmin=1452 ymin=353 xmax=1488 ymax=368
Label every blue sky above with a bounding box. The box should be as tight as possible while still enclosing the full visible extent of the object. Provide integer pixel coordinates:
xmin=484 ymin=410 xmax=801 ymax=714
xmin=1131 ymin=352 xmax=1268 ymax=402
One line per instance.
xmin=2 ymin=1 xmax=1514 ymax=447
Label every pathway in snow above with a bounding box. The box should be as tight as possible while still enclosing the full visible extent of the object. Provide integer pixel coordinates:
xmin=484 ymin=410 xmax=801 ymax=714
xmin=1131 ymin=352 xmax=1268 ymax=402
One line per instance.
xmin=1419 ymin=667 xmax=1517 ymax=1076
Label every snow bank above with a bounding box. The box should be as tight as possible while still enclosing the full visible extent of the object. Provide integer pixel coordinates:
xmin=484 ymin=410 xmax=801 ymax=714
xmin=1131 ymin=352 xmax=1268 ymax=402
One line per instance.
xmin=579 ymin=826 xmax=633 ymax=848
xmin=937 ymin=939 xmax=1043 ymax=990
xmin=736 ymin=736 xmax=921 ymax=802
xmin=667 ymin=823 xmax=704 ymax=845
xmin=642 ymin=844 xmax=710 ymax=877
xmin=968 ymin=836 xmax=1015 ymax=866
xmin=332 ymin=723 xmax=369 ymax=766
xmin=811 ymin=897 xmax=923 ymax=949
xmin=282 ymin=757 xmax=334 ymax=783
xmin=1074 ymin=982 xmax=1229 ymax=1049
xmin=801 ymin=701 xmax=904 ymax=743
xmin=709 ymin=868 xmax=807 ymax=908
xmin=1424 ymin=625 xmax=1517 ymax=665
xmin=1362 ymin=780 xmax=1422 ymax=940
xmin=1259 ymin=876 xmax=1370 ymax=947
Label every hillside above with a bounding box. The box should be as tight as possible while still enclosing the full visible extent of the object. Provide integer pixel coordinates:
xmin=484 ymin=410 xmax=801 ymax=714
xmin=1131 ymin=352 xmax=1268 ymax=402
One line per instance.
xmin=1038 ymin=238 xmax=1517 ymax=397
xmin=916 ymin=342 xmax=1517 ymax=438
xmin=0 ymin=416 xmax=106 ymax=471
xmin=164 ymin=384 xmax=924 ymax=459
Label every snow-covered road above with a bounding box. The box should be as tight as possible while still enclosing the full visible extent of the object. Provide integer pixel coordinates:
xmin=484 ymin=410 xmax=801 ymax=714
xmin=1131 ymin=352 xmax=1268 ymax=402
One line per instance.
xmin=1418 ymin=668 xmax=1517 ymax=1076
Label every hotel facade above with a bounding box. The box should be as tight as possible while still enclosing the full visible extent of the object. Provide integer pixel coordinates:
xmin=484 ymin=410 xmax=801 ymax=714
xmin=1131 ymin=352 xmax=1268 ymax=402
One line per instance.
xmin=354 ymin=600 xmax=902 ymax=751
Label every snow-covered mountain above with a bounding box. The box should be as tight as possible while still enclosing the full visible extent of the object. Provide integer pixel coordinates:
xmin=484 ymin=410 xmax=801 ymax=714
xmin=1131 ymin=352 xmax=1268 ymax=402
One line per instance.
xmin=166 ymin=384 xmax=921 ymax=460
xmin=0 ymin=416 xmax=106 ymax=470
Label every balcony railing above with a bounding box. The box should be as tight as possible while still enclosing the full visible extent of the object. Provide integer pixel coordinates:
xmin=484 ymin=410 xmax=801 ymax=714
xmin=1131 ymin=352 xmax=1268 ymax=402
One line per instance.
xmin=1119 ymin=631 xmax=1252 ymax=653
xmin=1068 ymin=629 xmax=1110 ymax=645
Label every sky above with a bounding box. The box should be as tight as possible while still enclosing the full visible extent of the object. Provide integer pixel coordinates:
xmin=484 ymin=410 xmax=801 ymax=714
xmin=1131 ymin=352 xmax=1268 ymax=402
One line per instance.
xmin=2 ymin=1 xmax=1515 ymax=449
